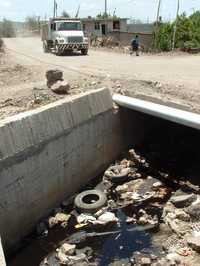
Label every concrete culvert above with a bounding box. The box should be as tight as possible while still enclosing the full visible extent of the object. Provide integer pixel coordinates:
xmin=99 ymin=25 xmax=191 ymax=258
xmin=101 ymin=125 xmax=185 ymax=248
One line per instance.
xmin=74 ymin=190 xmax=107 ymax=214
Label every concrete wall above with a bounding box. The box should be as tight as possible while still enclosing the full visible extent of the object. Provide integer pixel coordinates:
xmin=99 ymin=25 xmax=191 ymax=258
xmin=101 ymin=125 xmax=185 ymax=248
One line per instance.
xmin=110 ymin=31 xmax=153 ymax=50
xmin=83 ymin=20 xmax=128 ymax=37
xmin=0 ymin=88 xmax=124 ymax=251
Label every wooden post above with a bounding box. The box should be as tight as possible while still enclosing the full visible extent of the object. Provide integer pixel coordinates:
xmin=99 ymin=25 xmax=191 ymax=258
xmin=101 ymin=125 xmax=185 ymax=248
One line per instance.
xmin=172 ymin=0 xmax=180 ymax=50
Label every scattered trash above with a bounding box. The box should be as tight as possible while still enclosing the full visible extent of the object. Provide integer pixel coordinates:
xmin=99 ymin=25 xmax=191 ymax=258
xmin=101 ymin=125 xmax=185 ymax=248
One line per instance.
xmin=97 ymin=211 xmax=119 ymax=224
xmin=12 ymin=147 xmax=200 ymax=266
xmin=104 ymin=165 xmax=131 ymax=184
xmin=74 ymin=189 xmax=107 ymax=214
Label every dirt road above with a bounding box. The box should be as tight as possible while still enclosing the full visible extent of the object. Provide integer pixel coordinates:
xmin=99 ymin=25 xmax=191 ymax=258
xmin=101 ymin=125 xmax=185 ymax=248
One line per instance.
xmin=1 ymin=37 xmax=200 ymax=118
xmin=4 ymin=37 xmax=200 ymax=88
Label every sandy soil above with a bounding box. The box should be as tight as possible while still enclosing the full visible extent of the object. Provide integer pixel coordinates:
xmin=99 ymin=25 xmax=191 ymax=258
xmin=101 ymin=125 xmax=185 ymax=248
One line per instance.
xmin=1 ymin=37 xmax=200 ymax=119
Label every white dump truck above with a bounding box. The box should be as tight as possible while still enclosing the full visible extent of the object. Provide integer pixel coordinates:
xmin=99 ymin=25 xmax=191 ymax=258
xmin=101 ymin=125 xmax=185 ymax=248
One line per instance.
xmin=41 ymin=18 xmax=89 ymax=55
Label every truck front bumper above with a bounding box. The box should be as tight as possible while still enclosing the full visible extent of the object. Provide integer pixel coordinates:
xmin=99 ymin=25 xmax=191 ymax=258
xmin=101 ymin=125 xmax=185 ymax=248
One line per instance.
xmin=58 ymin=43 xmax=89 ymax=51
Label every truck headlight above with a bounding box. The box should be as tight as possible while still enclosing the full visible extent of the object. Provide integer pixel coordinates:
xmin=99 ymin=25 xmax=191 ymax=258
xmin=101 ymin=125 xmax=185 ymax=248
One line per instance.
xmin=84 ymin=37 xmax=88 ymax=43
xmin=58 ymin=38 xmax=65 ymax=44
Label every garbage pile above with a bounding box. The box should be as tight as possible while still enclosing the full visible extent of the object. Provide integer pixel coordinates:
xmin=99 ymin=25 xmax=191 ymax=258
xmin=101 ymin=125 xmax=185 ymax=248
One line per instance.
xmin=38 ymin=148 xmax=200 ymax=266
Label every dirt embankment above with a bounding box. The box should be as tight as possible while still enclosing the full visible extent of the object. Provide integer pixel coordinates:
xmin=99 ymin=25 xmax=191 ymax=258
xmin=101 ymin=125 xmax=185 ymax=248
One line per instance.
xmin=1 ymin=37 xmax=200 ymax=119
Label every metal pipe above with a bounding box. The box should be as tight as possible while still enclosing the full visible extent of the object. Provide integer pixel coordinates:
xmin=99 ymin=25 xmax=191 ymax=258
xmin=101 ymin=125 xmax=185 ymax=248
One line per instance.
xmin=113 ymin=94 xmax=200 ymax=130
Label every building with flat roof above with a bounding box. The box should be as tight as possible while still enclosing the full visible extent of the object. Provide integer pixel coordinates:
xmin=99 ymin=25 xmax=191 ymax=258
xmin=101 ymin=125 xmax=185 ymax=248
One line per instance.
xmin=81 ymin=18 xmax=128 ymax=37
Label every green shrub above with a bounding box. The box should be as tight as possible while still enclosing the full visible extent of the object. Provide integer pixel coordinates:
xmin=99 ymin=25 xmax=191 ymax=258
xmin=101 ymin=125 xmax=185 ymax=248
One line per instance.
xmin=154 ymin=11 xmax=200 ymax=51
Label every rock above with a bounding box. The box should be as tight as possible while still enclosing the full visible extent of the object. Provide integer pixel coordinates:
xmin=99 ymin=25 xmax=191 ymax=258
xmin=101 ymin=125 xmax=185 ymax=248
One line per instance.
xmin=76 ymin=246 xmax=93 ymax=259
xmin=55 ymin=213 xmax=71 ymax=223
xmin=67 ymin=253 xmax=88 ymax=264
xmin=152 ymin=181 xmax=163 ymax=190
xmin=61 ymin=243 xmax=76 ymax=255
xmin=51 ymin=81 xmax=70 ymax=94
xmin=187 ymin=235 xmax=200 ymax=252
xmin=140 ymin=257 xmax=151 ymax=265
xmin=48 ymin=217 xmax=58 ymax=228
xmin=46 ymin=69 xmax=63 ymax=87
xmin=185 ymin=203 xmax=200 ymax=220
xmin=170 ymin=194 xmax=197 ymax=208
xmin=57 ymin=250 xmax=68 ymax=264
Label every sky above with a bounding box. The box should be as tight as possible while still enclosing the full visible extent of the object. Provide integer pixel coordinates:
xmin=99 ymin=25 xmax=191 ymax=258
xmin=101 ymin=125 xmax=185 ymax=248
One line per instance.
xmin=0 ymin=0 xmax=200 ymax=22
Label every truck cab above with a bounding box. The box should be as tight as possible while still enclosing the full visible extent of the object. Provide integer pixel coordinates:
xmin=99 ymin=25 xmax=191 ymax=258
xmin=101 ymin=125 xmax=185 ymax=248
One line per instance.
xmin=42 ymin=18 xmax=89 ymax=55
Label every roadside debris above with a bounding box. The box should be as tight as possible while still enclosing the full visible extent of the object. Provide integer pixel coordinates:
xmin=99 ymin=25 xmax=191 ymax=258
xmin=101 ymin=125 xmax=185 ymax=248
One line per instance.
xmin=19 ymin=147 xmax=200 ymax=265
xmin=51 ymin=80 xmax=70 ymax=94
xmin=46 ymin=69 xmax=63 ymax=88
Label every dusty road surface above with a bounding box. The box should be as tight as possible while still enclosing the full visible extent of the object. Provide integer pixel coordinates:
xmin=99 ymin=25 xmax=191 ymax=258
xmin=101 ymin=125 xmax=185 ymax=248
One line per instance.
xmin=1 ymin=36 xmax=200 ymax=118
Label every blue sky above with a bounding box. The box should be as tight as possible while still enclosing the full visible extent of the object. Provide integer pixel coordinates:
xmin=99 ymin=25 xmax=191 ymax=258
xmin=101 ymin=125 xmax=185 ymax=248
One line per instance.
xmin=0 ymin=0 xmax=200 ymax=22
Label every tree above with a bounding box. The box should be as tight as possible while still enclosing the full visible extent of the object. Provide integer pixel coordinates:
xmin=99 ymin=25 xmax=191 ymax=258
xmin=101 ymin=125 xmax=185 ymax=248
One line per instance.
xmin=25 ymin=16 xmax=40 ymax=31
xmin=0 ymin=19 xmax=15 ymax=37
xmin=154 ymin=11 xmax=200 ymax=51
xmin=62 ymin=11 xmax=70 ymax=18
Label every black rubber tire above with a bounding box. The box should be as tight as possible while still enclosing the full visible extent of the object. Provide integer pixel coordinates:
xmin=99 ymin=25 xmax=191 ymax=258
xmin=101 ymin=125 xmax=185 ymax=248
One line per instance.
xmin=54 ymin=43 xmax=62 ymax=56
xmin=74 ymin=190 xmax=107 ymax=214
xmin=81 ymin=49 xmax=88 ymax=55
xmin=104 ymin=166 xmax=131 ymax=184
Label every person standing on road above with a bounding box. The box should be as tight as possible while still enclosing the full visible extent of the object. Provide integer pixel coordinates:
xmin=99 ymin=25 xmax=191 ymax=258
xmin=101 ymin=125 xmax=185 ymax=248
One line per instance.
xmin=131 ymin=35 xmax=140 ymax=56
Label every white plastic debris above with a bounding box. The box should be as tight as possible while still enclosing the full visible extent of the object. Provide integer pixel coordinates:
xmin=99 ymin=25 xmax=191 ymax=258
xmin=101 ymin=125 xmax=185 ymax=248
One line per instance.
xmin=97 ymin=212 xmax=119 ymax=224
xmin=77 ymin=214 xmax=96 ymax=224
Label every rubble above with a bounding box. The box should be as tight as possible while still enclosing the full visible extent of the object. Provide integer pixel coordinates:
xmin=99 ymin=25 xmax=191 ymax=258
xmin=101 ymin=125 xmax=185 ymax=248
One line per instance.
xmin=51 ymin=80 xmax=70 ymax=94
xmin=13 ymin=147 xmax=200 ymax=265
xmin=48 ymin=212 xmax=71 ymax=228
xmin=170 ymin=194 xmax=197 ymax=208
xmin=187 ymin=235 xmax=200 ymax=253
xmin=60 ymin=243 xmax=76 ymax=256
xmin=46 ymin=69 xmax=63 ymax=87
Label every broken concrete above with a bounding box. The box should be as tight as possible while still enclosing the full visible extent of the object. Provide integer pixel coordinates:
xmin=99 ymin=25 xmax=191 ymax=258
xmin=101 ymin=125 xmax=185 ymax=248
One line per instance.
xmin=51 ymin=81 xmax=70 ymax=94
xmin=170 ymin=194 xmax=197 ymax=208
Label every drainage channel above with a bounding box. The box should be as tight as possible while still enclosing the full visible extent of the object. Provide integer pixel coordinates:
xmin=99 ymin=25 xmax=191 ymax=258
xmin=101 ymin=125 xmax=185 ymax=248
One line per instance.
xmin=8 ymin=111 xmax=200 ymax=266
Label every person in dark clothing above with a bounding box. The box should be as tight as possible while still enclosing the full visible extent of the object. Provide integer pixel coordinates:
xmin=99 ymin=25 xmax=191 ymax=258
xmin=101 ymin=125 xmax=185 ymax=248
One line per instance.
xmin=131 ymin=35 xmax=139 ymax=56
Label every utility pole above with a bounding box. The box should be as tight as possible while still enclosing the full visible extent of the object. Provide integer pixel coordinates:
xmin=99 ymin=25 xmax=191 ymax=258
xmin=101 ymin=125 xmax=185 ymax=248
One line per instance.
xmin=53 ymin=0 xmax=55 ymax=18
xmin=154 ymin=0 xmax=162 ymax=48
xmin=172 ymin=0 xmax=180 ymax=50
xmin=53 ymin=0 xmax=57 ymax=18
xmin=105 ymin=0 xmax=107 ymax=16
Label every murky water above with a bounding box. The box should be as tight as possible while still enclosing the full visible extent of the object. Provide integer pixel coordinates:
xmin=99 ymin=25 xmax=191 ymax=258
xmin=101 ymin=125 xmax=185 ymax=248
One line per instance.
xmin=8 ymin=207 xmax=162 ymax=266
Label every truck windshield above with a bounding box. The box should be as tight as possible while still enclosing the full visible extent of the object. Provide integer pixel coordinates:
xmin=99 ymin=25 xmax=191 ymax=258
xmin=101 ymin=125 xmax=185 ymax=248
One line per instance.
xmin=57 ymin=22 xmax=82 ymax=31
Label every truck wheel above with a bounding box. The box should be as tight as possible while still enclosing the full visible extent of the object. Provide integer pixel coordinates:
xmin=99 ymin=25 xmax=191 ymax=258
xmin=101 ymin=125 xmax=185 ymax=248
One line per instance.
xmin=81 ymin=49 xmax=88 ymax=56
xmin=54 ymin=44 xmax=61 ymax=56
xmin=74 ymin=190 xmax=107 ymax=214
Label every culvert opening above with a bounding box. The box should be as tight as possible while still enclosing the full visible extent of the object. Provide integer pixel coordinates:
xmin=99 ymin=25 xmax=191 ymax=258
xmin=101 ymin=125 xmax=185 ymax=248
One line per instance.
xmin=8 ymin=110 xmax=200 ymax=266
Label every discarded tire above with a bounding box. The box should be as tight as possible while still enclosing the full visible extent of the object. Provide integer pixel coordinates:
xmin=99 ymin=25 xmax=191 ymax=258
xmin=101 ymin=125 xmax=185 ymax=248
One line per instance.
xmin=104 ymin=166 xmax=131 ymax=184
xmin=74 ymin=190 xmax=107 ymax=214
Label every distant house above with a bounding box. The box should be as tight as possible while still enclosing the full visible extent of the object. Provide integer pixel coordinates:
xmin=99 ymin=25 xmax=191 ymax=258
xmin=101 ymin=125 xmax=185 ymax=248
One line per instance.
xmin=81 ymin=18 xmax=128 ymax=37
